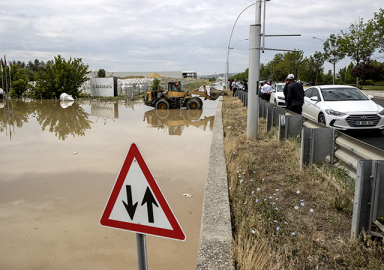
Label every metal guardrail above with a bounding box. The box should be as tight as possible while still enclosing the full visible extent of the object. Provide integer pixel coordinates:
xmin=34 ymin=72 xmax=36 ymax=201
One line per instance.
xmin=302 ymin=116 xmax=384 ymax=178
xmin=235 ymin=90 xmax=384 ymax=178
xmin=234 ymin=90 xmax=384 ymax=238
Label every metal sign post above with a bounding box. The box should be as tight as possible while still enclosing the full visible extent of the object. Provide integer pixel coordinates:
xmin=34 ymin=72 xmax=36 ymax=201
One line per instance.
xmin=136 ymin=233 xmax=148 ymax=270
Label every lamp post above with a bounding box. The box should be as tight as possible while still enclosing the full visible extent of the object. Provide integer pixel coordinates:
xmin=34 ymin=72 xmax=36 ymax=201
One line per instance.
xmin=225 ymin=3 xmax=257 ymax=90
xmin=247 ymin=0 xmax=262 ymax=139
xmin=226 ymin=38 xmax=249 ymax=85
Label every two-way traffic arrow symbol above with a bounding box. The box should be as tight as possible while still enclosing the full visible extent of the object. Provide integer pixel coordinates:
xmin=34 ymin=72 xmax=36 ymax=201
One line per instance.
xmin=122 ymin=185 xmax=138 ymax=220
xmin=122 ymin=185 xmax=159 ymax=223
xmin=141 ymin=187 xmax=159 ymax=223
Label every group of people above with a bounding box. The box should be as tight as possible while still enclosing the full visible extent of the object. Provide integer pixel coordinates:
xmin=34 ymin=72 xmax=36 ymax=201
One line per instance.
xmin=229 ymin=73 xmax=304 ymax=115
xmin=259 ymin=81 xmax=273 ymax=102
xmin=229 ymin=79 xmax=248 ymax=97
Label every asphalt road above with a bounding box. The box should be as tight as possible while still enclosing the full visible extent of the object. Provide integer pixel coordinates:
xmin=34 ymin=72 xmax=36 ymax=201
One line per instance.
xmin=343 ymin=97 xmax=384 ymax=150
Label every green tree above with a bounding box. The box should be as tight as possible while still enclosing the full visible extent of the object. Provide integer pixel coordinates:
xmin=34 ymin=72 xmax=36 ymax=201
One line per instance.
xmin=337 ymin=17 xmax=376 ymax=88
xmin=151 ymin=78 xmax=161 ymax=90
xmin=97 ymin=69 xmax=106 ymax=78
xmin=34 ymin=55 xmax=89 ymax=99
xmin=230 ymin=68 xmax=248 ymax=81
xmin=9 ymin=64 xmax=30 ymax=98
xmin=270 ymin=53 xmax=286 ymax=81
xmin=351 ymin=56 xmax=384 ymax=86
xmin=300 ymin=52 xmax=324 ymax=85
xmin=283 ymin=50 xmax=304 ymax=79
xmin=368 ymin=8 xmax=384 ymax=53
xmin=323 ymin=34 xmax=345 ymax=84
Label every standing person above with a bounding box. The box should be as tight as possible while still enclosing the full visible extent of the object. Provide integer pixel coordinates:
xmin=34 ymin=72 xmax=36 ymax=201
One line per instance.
xmin=261 ymin=81 xmax=273 ymax=102
xmin=259 ymin=82 xmax=264 ymax=99
xmin=229 ymin=79 xmax=233 ymax=91
xmin=283 ymin=77 xmax=290 ymax=106
xmin=232 ymin=79 xmax=238 ymax=97
xmin=243 ymin=79 xmax=248 ymax=92
xmin=286 ymin=74 xmax=304 ymax=114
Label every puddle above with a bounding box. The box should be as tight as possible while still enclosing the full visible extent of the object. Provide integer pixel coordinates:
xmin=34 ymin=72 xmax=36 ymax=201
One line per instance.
xmin=0 ymin=98 xmax=218 ymax=269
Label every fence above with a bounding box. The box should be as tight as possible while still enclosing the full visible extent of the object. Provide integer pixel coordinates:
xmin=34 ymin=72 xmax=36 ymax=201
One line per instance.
xmin=234 ymin=90 xmax=384 ymax=238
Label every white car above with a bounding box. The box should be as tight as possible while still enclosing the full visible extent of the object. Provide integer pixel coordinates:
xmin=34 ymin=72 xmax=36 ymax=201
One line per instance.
xmin=270 ymin=83 xmax=286 ymax=107
xmin=302 ymin=85 xmax=384 ymax=131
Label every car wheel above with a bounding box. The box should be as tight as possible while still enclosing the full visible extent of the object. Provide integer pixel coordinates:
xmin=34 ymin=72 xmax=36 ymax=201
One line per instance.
xmin=318 ymin=113 xmax=326 ymax=126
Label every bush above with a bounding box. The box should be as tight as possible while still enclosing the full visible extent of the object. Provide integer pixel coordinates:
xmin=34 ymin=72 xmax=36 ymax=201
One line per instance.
xmin=364 ymin=79 xmax=374 ymax=85
xmin=34 ymin=55 xmax=89 ymax=99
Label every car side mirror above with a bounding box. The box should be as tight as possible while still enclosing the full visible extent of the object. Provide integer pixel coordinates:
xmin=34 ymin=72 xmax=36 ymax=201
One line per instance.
xmin=368 ymin=95 xmax=374 ymax=99
xmin=310 ymin=96 xmax=319 ymax=101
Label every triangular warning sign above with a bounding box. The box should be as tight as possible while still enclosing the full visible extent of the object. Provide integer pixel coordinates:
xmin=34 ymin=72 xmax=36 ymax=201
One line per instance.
xmin=100 ymin=143 xmax=186 ymax=241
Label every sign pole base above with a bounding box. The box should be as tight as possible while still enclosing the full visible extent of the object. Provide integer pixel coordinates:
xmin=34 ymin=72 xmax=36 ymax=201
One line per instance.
xmin=136 ymin=233 xmax=148 ymax=270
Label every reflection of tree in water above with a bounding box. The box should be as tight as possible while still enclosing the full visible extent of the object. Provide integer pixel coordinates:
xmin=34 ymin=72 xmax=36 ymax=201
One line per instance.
xmin=35 ymin=100 xmax=93 ymax=140
xmin=0 ymin=100 xmax=34 ymax=138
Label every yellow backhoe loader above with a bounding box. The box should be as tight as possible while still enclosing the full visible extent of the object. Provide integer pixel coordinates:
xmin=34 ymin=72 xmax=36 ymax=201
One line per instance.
xmin=143 ymin=81 xmax=222 ymax=109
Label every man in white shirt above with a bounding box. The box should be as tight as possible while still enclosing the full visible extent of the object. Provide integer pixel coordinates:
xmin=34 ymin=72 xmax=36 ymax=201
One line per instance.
xmin=231 ymin=79 xmax=239 ymax=97
xmin=261 ymin=81 xmax=273 ymax=102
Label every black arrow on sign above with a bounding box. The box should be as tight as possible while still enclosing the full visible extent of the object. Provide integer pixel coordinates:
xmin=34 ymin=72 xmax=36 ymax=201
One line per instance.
xmin=122 ymin=185 xmax=138 ymax=220
xmin=141 ymin=187 xmax=158 ymax=223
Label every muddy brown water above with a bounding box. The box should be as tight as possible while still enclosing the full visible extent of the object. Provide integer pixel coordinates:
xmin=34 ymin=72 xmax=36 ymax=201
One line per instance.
xmin=0 ymin=98 xmax=218 ymax=269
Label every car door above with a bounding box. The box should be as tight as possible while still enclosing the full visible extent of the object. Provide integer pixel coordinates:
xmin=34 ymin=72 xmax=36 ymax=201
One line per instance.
xmin=302 ymin=88 xmax=313 ymax=120
xmin=306 ymin=88 xmax=322 ymax=121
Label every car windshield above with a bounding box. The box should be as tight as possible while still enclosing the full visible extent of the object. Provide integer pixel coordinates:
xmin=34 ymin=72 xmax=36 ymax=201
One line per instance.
xmin=276 ymin=85 xmax=284 ymax=92
xmin=320 ymin=88 xmax=369 ymax=101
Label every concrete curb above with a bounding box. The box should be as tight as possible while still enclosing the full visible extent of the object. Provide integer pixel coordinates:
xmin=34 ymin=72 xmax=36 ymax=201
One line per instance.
xmin=196 ymin=97 xmax=235 ymax=270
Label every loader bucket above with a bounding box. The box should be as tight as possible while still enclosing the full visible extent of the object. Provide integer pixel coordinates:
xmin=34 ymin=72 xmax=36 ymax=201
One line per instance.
xmin=209 ymin=89 xmax=223 ymax=100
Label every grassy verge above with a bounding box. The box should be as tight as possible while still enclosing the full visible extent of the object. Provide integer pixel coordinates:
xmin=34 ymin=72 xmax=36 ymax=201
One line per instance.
xmin=360 ymin=85 xmax=384 ymax=91
xmin=222 ymin=93 xmax=384 ymax=269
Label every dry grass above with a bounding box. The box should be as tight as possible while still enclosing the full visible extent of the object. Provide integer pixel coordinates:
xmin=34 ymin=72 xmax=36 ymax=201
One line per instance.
xmin=222 ymin=93 xmax=384 ymax=269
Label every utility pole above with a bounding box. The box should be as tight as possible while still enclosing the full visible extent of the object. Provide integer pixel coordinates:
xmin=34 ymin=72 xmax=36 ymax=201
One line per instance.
xmin=246 ymin=1 xmax=262 ymax=139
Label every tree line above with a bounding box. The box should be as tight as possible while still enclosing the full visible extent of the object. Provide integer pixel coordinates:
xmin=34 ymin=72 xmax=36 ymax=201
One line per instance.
xmin=231 ymin=8 xmax=384 ymax=88
xmin=1 ymin=55 xmax=89 ymax=99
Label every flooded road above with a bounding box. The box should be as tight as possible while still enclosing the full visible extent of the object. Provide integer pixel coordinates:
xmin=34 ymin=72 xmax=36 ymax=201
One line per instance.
xmin=0 ymin=97 xmax=218 ymax=269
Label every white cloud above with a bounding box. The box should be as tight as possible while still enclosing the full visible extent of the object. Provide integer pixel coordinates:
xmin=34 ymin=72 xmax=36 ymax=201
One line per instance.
xmin=0 ymin=0 xmax=382 ymax=75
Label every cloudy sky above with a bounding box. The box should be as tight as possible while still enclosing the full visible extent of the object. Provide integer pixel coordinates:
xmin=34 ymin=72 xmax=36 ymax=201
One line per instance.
xmin=0 ymin=0 xmax=382 ymax=76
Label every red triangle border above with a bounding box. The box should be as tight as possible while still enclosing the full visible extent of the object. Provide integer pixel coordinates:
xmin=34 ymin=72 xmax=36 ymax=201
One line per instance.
xmin=100 ymin=143 xmax=186 ymax=241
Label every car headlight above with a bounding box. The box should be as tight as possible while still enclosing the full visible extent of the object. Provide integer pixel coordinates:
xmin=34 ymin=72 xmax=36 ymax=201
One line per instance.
xmin=277 ymin=96 xmax=285 ymax=100
xmin=379 ymin=109 xmax=384 ymax=116
xmin=325 ymin=109 xmax=346 ymax=117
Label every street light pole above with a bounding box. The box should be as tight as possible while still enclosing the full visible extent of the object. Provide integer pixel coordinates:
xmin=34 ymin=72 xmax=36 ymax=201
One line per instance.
xmin=226 ymin=3 xmax=257 ymax=90
xmin=246 ymin=1 xmax=262 ymax=139
xmin=226 ymin=38 xmax=249 ymax=86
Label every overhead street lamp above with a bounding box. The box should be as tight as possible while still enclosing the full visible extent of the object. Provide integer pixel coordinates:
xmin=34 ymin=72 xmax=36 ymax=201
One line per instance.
xmin=226 ymin=38 xmax=249 ymax=84
xmin=225 ymin=3 xmax=257 ymax=90
xmin=312 ymin=36 xmax=325 ymax=43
